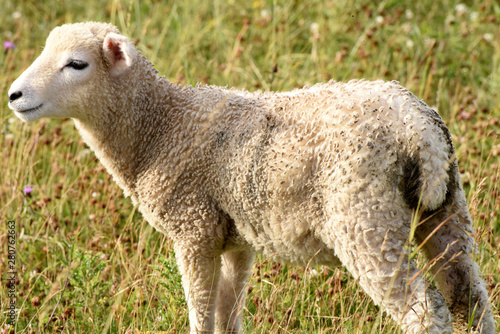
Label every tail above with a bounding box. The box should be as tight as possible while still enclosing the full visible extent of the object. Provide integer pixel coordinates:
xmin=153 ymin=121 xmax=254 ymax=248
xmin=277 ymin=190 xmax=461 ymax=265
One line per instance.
xmin=398 ymin=106 xmax=457 ymax=213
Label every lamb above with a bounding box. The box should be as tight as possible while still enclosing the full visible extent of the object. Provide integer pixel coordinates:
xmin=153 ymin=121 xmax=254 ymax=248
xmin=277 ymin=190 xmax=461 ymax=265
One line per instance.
xmin=7 ymin=22 xmax=495 ymax=334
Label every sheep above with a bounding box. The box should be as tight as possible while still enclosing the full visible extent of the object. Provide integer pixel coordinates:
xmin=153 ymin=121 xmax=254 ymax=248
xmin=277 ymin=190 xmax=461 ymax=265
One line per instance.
xmin=7 ymin=22 xmax=495 ymax=334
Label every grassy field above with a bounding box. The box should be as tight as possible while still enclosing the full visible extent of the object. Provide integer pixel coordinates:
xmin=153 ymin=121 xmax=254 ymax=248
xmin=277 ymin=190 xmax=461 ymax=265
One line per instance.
xmin=0 ymin=0 xmax=499 ymax=333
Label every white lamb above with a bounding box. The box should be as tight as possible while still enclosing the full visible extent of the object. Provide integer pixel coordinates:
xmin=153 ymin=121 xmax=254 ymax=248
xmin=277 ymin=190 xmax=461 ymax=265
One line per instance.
xmin=8 ymin=22 xmax=495 ymax=333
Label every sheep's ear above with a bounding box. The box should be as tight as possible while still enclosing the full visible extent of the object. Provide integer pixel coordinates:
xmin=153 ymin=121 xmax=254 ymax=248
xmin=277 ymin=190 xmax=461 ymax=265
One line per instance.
xmin=103 ymin=33 xmax=136 ymax=77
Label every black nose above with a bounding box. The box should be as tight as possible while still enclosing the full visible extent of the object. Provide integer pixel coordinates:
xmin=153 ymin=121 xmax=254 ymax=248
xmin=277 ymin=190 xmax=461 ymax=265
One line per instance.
xmin=9 ymin=91 xmax=22 ymax=102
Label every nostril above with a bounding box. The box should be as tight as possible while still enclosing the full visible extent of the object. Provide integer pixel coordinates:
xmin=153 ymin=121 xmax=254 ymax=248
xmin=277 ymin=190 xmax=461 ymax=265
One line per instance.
xmin=9 ymin=91 xmax=23 ymax=102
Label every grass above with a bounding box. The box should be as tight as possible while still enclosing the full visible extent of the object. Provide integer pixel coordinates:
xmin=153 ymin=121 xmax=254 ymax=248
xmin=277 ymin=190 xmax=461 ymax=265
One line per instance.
xmin=0 ymin=0 xmax=499 ymax=333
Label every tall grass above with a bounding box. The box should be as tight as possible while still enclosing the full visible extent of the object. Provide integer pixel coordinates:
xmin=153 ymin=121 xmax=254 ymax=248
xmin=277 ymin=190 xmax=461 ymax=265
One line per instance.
xmin=0 ymin=0 xmax=498 ymax=333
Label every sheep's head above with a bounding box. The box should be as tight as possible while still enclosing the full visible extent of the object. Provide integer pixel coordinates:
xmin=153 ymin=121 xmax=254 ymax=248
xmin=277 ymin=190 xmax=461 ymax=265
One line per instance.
xmin=8 ymin=22 xmax=137 ymax=122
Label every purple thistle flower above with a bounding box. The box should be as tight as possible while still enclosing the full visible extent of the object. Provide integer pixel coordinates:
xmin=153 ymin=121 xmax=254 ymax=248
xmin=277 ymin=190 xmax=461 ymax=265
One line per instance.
xmin=3 ymin=41 xmax=15 ymax=50
xmin=23 ymin=186 xmax=34 ymax=196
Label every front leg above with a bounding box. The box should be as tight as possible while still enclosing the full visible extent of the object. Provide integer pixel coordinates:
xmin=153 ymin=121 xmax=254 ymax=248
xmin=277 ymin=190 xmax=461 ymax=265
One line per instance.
xmin=215 ymin=250 xmax=255 ymax=333
xmin=174 ymin=240 xmax=222 ymax=333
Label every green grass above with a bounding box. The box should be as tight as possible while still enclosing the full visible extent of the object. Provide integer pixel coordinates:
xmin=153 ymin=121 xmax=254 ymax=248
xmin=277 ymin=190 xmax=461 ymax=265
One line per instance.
xmin=0 ymin=0 xmax=499 ymax=333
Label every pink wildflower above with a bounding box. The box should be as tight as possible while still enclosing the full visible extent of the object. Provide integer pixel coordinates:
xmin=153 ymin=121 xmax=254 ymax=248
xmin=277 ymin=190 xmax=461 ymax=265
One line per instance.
xmin=23 ymin=186 xmax=34 ymax=196
xmin=3 ymin=41 xmax=15 ymax=50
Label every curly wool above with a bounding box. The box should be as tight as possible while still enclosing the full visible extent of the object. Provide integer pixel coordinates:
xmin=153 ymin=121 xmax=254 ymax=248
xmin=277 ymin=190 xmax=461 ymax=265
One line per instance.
xmin=8 ymin=22 xmax=495 ymax=334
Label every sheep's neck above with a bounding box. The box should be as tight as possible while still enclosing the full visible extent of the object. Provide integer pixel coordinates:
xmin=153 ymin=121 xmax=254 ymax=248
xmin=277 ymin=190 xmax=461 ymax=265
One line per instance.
xmin=73 ymin=75 xmax=192 ymax=203
xmin=73 ymin=118 xmax=140 ymax=201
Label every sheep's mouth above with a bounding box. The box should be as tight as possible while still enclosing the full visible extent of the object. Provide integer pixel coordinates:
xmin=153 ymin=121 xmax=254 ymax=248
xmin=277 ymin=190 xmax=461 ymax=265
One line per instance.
xmin=18 ymin=104 xmax=44 ymax=114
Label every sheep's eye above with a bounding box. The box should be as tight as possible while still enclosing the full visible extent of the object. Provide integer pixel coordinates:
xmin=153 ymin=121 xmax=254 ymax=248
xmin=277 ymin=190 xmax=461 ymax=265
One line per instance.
xmin=66 ymin=60 xmax=89 ymax=70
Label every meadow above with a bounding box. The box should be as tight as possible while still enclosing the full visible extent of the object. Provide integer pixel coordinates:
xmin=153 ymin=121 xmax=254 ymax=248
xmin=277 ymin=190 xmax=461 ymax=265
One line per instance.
xmin=0 ymin=0 xmax=499 ymax=333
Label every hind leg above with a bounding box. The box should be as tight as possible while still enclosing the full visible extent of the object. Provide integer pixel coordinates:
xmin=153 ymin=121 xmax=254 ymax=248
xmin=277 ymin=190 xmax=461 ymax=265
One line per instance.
xmin=215 ymin=249 xmax=255 ymax=333
xmin=323 ymin=200 xmax=453 ymax=333
xmin=415 ymin=187 xmax=495 ymax=333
